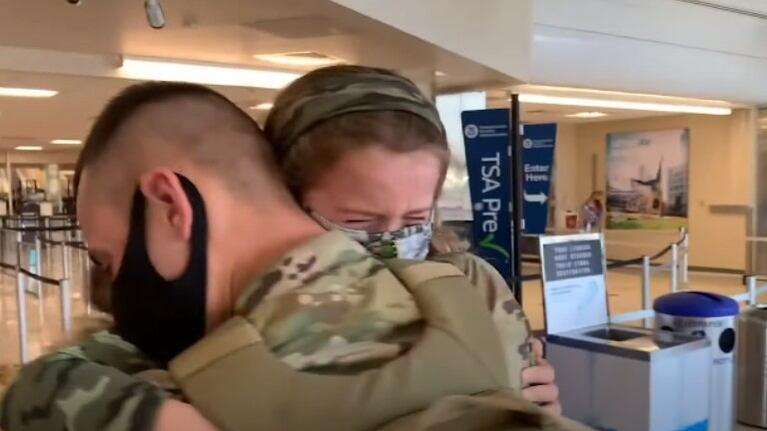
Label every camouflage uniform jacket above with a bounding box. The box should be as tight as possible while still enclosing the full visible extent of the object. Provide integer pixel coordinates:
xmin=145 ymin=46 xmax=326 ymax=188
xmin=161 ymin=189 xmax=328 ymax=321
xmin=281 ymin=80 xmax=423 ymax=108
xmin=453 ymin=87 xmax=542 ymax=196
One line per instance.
xmin=0 ymin=232 xmax=535 ymax=430
xmin=0 ymin=232 xmax=429 ymax=430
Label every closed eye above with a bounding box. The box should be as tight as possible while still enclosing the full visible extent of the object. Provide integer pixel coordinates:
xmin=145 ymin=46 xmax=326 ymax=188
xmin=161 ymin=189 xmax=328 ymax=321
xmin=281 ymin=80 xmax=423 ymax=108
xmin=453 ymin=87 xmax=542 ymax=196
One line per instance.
xmin=404 ymin=211 xmax=431 ymax=225
xmin=404 ymin=218 xmax=429 ymax=226
xmin=342 ymin=219 xmax=378 ymax=229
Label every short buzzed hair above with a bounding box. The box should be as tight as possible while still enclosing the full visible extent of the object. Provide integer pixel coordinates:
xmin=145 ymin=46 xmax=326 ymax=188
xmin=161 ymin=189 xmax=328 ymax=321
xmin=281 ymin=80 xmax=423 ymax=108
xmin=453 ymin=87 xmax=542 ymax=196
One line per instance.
xmin=75 ymin=82 xmax=282 ymax=198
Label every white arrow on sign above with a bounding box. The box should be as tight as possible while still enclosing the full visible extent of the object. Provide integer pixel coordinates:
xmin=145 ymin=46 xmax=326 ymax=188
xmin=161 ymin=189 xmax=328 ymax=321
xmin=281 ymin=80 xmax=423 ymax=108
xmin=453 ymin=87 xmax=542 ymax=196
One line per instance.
xmin=524 ymin=192 xmax=548 ymax=204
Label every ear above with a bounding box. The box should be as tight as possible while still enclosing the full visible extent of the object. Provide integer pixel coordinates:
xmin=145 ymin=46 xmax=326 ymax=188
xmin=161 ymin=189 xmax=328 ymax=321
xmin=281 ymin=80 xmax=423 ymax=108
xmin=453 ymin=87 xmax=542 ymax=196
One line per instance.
xmin=138 ymin=169 xmax=193 ymax=241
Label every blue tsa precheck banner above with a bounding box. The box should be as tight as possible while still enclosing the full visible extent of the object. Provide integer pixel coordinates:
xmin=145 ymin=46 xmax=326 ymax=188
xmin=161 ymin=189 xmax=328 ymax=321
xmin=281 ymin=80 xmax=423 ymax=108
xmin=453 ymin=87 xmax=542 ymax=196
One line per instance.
xmin=462 ymin=109 xmax=513 ymax=279
xmin=461 ymin=109 xmax=556 ymax=279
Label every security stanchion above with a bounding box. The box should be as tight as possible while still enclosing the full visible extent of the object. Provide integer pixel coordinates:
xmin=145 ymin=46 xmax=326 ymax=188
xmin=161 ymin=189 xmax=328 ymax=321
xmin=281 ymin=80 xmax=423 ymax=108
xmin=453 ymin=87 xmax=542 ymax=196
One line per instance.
xmin=670 ymin=243 xmax=679 ymax=293
xmin=0 ymin=226 xmax=6 ymax=279
xmin=35 ymin=234 xmax=44 ymax=304
xmin=0 ymin=227 xmax=5 ymax=319
xmin=81 ymin=253 xmax=92 ymax=315
xmin=43 ymin=218 xmax=51 ymax=268
xmin=681 ymin=228 xmax=690 ymax=285
xmin=44 ymin=217 xmax=51 ymax=243
xmin=747 ymin=276 xmax=758 ymax=305
xmin=642 ymin=255 xmax=651 ymax=328
xmin=59 ymin=278 xmax=71 ymax=334
xmin=15 ymin=231 xmax=28 ymax=364
xmin=61 ymin=236 xmax=70 ymax=281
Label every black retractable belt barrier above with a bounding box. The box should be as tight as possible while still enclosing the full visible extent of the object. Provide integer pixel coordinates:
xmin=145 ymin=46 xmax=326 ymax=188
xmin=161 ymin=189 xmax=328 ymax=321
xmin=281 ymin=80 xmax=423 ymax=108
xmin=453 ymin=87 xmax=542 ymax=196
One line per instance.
xmin=18 ymin=267 xmax=60 ymax=286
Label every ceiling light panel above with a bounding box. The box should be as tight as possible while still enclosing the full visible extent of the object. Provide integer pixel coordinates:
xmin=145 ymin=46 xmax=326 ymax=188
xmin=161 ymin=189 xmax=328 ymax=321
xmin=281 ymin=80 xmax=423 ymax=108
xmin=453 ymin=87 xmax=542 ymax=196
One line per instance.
xmin=118 ymin=56 xmax=301 ymax=89
xmin=0 ymin=87 xmax=58 ymax=98
xmin=254 ymin=52 xmax=344 ymax=67
xmin=519 ymin=94 xmax=732 ymax=116
xmin=51 ymin=139 xmax=82 ymax=145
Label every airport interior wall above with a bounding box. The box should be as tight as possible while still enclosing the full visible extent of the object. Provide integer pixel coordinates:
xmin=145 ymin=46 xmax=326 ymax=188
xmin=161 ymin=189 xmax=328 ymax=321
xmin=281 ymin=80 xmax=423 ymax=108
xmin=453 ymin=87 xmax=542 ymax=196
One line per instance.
xmin=554 ymin=110 xmax=755 ymax=271
xmin=6 ymin=110 xmax=755 ymax=272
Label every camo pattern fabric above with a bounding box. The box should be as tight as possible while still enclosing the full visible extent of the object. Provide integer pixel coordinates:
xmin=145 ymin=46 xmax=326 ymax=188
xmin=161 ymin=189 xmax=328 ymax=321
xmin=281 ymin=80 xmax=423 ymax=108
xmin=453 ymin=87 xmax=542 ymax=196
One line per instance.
xmin=312 ymin=211 xmax=433 ymax=260
xmin=0 ymin=331 xmax=169 ymax=431
xmin=0 ymin=234 xmax=520 ymax=430
xmin=263 ymin=64 xmax=445 ymax=162
xmin=236 ymin=231 xmax=423 ymax=372
xmin=359 ymin=223 xmax=433 ymax=260
xmin=0 ymin=231 xmax=425 ymax=430
xmin=432 ymin=252 xmax=534 ymax=390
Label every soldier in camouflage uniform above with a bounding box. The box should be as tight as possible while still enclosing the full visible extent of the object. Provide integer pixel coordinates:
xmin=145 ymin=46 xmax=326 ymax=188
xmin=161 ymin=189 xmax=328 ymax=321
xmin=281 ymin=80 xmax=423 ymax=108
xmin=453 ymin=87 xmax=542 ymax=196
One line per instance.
xmin=263 ymin=65 xmax=557 ymax=409
xmin=0 ymin=81 xmax=578 ymax=430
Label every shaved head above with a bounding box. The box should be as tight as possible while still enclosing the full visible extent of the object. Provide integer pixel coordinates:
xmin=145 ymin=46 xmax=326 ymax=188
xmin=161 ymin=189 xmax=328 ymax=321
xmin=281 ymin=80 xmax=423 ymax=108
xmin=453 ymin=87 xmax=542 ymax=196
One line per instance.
xmin=75 ymin=82 xmax=323 ymax=319
xmin=75 ymin=82 xmax=287 ymax=205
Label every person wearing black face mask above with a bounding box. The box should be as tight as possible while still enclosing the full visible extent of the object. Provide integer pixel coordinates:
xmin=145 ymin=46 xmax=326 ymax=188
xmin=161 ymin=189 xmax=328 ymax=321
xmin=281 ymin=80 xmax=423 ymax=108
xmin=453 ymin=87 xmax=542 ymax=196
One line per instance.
xmin=1 ymin=82 xmax=328 ymax=431
xmin=109 ymin=174 xmax=208 ymax=365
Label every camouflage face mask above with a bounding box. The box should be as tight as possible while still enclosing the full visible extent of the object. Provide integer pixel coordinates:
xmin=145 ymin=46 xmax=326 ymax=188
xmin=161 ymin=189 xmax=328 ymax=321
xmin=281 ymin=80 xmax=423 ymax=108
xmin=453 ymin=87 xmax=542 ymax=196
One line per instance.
xmin=312 ymin=212 xmax=433 ymax=260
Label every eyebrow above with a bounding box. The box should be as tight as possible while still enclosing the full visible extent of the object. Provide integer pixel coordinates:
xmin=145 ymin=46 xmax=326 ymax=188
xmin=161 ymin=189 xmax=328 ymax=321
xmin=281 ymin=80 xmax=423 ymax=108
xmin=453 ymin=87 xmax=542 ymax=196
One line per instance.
xmin=336 ymin=208 xmax=386 ymax=218
xmin=337 ymin=207 xmax=433 ymax=217
xmin=404 ymin=207 xmax=433 ymax=216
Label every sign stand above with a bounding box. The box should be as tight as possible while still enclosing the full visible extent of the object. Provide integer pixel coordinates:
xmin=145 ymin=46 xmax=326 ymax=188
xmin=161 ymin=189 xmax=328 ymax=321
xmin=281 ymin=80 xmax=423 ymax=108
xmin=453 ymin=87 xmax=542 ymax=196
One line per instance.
xmin=509 ymin=93 xmax=523 ymax=304
xmin=462 ymin=106 xmax=556 ymax=305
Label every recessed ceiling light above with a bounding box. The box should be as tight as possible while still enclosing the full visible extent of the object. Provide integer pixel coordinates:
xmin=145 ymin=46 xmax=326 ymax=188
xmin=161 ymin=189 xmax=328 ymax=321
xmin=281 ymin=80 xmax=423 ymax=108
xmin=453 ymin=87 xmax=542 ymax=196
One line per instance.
xmin=254 ymin=52 xmax=345 ymax=67
xmin=50 ymin=139 xmax=82 ymax=145
xmin=15 ymin=146 xmax=43 ymax=151
xmin=565 ymin=112 xmax=608 ymax=118
xmin=118 ymin=56 xmax=301 ymax=89
xmin=0 ymin=87 xmax=58 ymax=98
xmin=249 ymin=102 xmax=274 ymax=111
xmin=435 ymin=71 xmax=447 ymax=77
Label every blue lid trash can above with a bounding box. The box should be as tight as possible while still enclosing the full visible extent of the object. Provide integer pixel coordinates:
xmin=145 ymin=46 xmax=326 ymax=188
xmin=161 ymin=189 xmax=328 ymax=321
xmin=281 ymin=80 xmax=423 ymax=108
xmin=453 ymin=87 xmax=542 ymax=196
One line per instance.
xmin=654 ymin=291 xmax=739 ymax=431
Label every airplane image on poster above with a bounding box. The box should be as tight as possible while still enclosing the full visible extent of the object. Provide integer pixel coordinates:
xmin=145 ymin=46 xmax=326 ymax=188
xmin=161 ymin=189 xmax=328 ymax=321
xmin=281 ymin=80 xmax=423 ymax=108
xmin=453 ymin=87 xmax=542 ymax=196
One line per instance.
xmin=606 ymin=129 xmax=689 ymax=230
xmin=608 ymin=159 xmax=663 ymax=216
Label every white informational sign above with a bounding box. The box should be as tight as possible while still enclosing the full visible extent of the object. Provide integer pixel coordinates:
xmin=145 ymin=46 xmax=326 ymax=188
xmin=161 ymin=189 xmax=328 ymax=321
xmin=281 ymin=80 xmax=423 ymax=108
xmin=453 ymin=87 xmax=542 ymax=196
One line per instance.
xmin=539 ymin=233 xmax=609 ymax=334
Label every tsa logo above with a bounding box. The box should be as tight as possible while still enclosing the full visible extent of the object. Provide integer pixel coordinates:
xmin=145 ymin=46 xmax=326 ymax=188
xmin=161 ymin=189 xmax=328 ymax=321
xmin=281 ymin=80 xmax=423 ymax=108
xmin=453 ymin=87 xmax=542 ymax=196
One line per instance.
xmin=464 ymin=124 xmax=479 ymax=139
xmin=523 ymin=138 xmax=534 ymax=149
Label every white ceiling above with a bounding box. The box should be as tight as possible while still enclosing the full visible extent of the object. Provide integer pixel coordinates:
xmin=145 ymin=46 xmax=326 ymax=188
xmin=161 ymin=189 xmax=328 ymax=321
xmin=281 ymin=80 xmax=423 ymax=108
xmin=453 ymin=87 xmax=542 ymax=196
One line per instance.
xmin=0 ymin=0 xmax=514 ymax=152
xmin=532 ymin=0 xmax=767 ymax=104
xmin=0 ymin=0 xmax=510 ymax=88
xmin=485 ymin=85 xmax=739 ymax=124
xmin=0 ymin=0 xmax=751 ymax=153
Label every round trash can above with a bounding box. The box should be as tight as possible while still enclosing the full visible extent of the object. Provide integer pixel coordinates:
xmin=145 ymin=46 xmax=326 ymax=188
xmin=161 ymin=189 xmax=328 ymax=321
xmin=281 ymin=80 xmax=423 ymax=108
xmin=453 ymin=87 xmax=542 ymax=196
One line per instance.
xmin=654 ymin=291 xmax=739 ymax=431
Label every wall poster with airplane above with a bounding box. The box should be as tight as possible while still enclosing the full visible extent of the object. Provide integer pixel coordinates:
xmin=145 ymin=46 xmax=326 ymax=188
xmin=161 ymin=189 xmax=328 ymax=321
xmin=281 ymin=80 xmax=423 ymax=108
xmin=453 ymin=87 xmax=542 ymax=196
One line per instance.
xmin=606 ymin=128 xmax=689 ymax=230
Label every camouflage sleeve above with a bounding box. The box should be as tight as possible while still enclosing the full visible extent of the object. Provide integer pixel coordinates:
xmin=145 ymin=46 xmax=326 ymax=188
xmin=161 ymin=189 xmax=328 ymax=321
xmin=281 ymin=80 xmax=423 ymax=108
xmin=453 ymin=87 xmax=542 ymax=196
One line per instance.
xmin=430 ymin=252 xmax=533 ymax=391
xmin=0 ymin=353 xmax=169 ymax=431
xmin=0 ymin=333 xmax=171 ymax=431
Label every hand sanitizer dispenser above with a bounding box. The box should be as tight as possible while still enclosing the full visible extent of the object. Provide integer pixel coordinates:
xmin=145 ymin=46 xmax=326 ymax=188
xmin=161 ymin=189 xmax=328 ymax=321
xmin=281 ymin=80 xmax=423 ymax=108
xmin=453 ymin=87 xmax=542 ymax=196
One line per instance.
xmin=539 ymin=233 xmax=711 ymax=431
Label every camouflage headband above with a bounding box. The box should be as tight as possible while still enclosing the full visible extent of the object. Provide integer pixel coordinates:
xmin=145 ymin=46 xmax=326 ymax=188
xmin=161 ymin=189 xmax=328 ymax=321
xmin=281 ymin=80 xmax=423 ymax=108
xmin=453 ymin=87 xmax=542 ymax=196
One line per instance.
xmin=264 ymin=65 xmax=445 ymax=160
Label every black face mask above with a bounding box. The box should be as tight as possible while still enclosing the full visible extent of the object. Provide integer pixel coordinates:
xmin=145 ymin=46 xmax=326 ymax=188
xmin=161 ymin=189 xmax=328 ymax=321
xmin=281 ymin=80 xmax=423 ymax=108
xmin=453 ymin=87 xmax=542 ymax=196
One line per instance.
xmin=111 ymin=173 xmax=208 ymax=365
